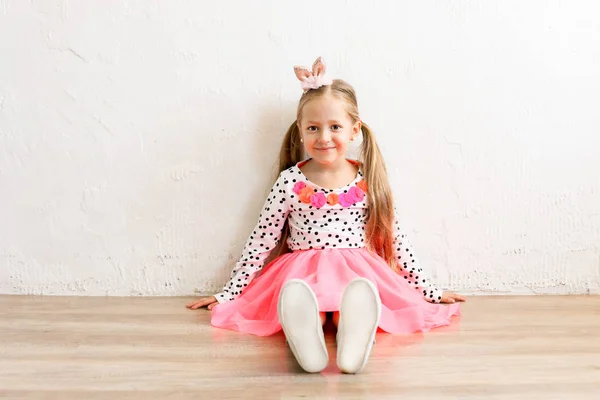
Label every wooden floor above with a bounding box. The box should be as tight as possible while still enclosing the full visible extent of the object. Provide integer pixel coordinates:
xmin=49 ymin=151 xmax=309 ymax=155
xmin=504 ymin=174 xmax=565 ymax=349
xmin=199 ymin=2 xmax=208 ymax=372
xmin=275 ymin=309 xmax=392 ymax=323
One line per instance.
xmin=1 ymin=295 xmax=599 ymax=400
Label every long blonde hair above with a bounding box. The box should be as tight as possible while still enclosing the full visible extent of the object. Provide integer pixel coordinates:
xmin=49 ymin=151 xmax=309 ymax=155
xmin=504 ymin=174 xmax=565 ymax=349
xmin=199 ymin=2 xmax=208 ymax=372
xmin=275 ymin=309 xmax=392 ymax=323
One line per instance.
xmin=271 ymin=80 xmax=397 ymax=270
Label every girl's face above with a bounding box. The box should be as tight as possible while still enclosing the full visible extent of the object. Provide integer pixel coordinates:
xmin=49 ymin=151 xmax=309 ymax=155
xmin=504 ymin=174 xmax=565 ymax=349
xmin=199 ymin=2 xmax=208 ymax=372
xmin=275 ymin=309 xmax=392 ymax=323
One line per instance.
xmin=298 ymin=95 xmax=361 ymax=167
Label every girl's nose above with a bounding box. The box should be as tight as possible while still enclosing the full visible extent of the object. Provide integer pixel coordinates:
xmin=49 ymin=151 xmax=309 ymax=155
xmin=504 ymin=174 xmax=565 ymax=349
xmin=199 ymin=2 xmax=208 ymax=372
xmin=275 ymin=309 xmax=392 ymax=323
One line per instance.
xmin=318 ymin=129 xmax=332 ymax=142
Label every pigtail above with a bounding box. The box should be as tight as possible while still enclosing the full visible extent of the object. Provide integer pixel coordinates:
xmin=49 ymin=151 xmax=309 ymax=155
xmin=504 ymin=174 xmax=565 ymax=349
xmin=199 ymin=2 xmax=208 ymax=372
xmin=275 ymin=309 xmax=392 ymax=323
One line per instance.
xmin=278 ymin=120 xmax=304 ymax=172
xmin=359 ymin=123 xmax=397 ymax=270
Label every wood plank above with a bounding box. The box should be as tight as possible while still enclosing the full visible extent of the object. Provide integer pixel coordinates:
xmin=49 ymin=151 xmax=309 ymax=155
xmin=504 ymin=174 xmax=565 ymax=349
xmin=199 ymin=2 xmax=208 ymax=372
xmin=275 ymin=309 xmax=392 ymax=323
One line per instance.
xmin=1 ymin=295 xmax=599 ymax=399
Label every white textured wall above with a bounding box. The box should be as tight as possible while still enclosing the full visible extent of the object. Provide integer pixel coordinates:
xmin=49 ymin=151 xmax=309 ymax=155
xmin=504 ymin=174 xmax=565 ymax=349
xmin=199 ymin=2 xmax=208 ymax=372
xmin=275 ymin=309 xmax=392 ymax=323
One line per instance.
xmin=1 ymin=0 xmax=599 ymax=296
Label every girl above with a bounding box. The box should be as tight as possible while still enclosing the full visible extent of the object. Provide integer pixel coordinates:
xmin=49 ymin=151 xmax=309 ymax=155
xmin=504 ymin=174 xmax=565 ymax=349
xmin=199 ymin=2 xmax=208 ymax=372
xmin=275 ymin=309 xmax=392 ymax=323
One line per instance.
xmin=187 ymin=57 xmax=465 ymax=374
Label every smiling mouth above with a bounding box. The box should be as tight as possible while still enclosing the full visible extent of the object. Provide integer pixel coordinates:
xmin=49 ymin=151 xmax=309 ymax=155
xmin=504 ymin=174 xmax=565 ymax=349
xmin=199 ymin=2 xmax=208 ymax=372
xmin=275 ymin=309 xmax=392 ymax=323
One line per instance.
xmin=315 ymin=147 xmax=335 ymax=151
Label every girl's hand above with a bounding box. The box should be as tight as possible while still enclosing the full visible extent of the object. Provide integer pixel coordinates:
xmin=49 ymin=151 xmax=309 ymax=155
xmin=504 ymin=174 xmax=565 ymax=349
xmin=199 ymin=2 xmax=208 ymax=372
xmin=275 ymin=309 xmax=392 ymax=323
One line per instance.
xmin=186 ymin=296 xmax=218 ymax=311
xmin=440 ymin=292 xmax=466 ymax=304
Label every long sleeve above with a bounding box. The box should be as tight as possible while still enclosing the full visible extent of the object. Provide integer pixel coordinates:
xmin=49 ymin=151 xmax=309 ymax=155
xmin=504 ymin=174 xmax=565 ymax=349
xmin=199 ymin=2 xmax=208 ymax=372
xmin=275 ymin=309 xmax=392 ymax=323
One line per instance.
xmin=392 ymin=208 xmax=443 ymax=303
xmin=214 ymin=173 xmax=290 ymax=303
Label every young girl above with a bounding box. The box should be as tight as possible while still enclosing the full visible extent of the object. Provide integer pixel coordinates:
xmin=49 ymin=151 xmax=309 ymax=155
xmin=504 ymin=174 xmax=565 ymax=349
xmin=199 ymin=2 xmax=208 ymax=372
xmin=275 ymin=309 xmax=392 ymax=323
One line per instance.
xmin=187 ymin=57 xmax=465 ymax=374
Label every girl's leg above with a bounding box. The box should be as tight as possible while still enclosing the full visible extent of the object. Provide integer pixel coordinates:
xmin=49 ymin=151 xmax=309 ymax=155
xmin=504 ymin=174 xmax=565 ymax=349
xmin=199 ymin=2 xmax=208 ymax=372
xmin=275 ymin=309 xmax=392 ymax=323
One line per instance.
xmin=320 ymin=312 xmax=327 ymax=326
xmin=332 ymin=312 xmax=340 ymax=327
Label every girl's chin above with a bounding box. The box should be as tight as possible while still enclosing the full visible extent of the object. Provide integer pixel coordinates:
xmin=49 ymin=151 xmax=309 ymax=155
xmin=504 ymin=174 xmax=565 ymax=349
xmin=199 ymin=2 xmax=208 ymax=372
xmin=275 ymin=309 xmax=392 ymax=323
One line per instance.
xmin=307 ymin=154 xmax=346 ymax=165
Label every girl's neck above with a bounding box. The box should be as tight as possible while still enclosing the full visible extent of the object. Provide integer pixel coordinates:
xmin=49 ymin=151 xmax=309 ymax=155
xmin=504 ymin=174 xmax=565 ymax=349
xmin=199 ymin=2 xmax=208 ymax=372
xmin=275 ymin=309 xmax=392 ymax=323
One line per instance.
xmin=300 ymin=158 xmax=359 ymax=190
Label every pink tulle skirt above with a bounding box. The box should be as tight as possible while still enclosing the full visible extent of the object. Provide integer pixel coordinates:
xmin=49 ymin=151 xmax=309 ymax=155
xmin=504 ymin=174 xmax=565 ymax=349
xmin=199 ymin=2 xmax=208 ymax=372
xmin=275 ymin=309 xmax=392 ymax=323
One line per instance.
xmin=211 ymin=248 xmax=460 ymax=336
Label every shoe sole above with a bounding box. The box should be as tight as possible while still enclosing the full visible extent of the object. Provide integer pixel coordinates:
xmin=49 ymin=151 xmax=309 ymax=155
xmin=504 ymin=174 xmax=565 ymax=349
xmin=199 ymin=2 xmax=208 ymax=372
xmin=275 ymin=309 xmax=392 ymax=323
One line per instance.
xmin=278 ymin=279 xmax=328 ymax=373
xmin=337 ymin=278 xmax=381 ymax=374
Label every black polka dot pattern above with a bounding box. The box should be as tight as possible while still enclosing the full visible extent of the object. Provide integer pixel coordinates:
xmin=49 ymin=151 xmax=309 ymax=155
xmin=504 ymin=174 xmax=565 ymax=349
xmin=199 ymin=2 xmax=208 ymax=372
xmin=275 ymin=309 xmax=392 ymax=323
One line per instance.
xmin=214 ymin=171 xmax=290 ymax=303
xmin=392 ymin=208 xmax=443 ymax=303
xmin=214 ymin=167 xmax=443 ymax=304
xmin=286 ymin=167 xmax=367 ymax=253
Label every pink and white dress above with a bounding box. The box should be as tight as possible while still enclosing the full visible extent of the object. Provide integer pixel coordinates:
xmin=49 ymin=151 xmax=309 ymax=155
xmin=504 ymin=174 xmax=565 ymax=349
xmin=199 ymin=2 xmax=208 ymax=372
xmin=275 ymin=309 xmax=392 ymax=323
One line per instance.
xmin=211 ymin=160 xmax=460 ymax=336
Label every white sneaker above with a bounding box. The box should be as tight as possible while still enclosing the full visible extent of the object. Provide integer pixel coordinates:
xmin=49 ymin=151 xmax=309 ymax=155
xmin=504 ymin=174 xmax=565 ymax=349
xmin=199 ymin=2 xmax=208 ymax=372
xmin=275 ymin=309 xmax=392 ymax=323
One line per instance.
xmin=336 ymin=278 xmax=381 ymax=374
xmin=278 ymin=279 xmax=328 ymax=373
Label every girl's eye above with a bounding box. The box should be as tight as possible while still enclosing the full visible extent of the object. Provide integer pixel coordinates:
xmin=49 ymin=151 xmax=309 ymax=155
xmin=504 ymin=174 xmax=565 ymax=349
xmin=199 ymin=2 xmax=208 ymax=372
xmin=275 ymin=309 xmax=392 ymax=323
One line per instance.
xmin=307 ymin=126 xmax=318 ymax=132
xmin=331 ymin=125 xmax=341 ymax=130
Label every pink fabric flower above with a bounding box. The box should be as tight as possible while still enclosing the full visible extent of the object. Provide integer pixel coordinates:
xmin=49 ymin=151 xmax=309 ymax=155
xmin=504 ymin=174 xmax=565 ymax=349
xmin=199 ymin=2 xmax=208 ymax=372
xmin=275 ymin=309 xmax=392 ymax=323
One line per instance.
xmin=338 ymin=193 xmax=354 ymax=207
xmin=337 ymin=186 xmax=366 ymax=207
xmin=310 ymin=192 xmax=326 ymax=208
xmin=293 ymin=181 xmax=306 ymax=194
xmin=347 ymin=186 xmax=365 ymax=203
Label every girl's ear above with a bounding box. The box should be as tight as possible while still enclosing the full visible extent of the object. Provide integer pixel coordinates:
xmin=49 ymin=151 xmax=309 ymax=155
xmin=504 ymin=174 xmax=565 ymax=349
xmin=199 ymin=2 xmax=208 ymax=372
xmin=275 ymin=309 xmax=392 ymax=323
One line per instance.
xmin=296 ymin=121 xmax=304 ymax=142
xmin=353 ymin=119 xmax=362 ymax=139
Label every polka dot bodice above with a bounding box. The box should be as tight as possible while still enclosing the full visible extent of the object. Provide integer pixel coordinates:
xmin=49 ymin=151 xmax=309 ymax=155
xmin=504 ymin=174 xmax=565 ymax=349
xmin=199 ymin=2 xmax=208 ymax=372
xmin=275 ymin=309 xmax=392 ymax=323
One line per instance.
xmin=287 ymin=164 xmax=368 ymax=252
xmin=214 ymin=160 xmax=443 ymax=304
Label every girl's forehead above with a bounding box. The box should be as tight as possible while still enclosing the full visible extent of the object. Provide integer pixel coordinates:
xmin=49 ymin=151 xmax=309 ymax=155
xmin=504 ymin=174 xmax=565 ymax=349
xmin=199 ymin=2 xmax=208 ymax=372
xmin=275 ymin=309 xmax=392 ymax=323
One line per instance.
xmin=301 ymin=96 xmax=349 ymax=119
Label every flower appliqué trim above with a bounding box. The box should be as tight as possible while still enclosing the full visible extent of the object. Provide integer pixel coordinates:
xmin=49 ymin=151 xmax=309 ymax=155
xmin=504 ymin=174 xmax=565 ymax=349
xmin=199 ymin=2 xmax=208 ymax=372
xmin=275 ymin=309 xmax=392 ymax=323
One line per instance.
xmin=293 ymin=180 xmax=367 ymax=209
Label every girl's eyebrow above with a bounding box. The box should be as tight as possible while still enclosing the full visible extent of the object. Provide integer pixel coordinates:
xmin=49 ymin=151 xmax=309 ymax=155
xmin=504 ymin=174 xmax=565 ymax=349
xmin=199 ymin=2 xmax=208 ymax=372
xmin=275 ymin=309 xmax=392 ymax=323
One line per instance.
xmin=307 ymin=120 xmax=342 ymax=125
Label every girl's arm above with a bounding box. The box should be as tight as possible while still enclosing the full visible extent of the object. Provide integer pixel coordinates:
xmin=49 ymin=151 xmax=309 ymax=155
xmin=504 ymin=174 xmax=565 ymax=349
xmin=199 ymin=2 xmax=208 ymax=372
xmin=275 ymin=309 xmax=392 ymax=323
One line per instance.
xmin=392 ymin=209 xmax=443 ymax=303
xmin=213 ymin=172 xmax=290 ymax=303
